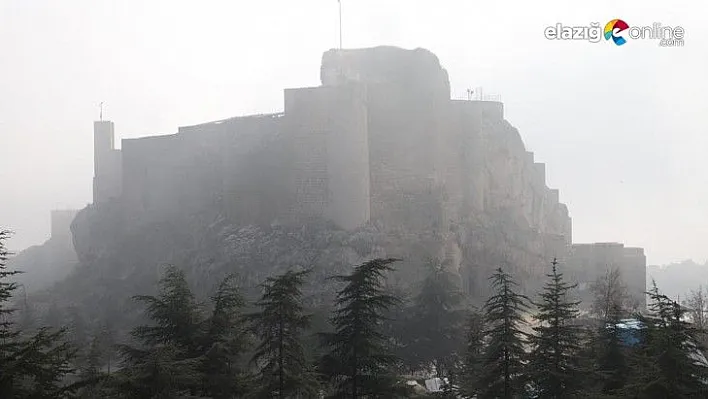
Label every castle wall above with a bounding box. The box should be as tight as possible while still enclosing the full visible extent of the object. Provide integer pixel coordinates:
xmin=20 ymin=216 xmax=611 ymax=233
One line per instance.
xmin=319 ymin=47 xmax=451 ymax=231
xmin=284 ymin=84 xmax=370 ymax=229
xmin=122 ymin=114 xmax=287 ymax=226
xmin=207 ymin=114 xmax=288 ymax=225
xmin=121 ymin=134 xmax=184 ymax=220
xmin=446 ymin=100 xmax=505 ymax=217
xmin=365 ymin=82 xmax=448 ymax=230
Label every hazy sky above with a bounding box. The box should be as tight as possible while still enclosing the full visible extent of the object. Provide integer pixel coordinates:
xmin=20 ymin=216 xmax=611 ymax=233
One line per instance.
xmin=1 ymin=0 xmax=705 ymax=265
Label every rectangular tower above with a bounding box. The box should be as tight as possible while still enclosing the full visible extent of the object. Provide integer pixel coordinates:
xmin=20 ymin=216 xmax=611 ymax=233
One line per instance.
xmin=284 ymin=83 xmax=371 ymax=230
xmin=93 ymin=121 xmax=122 ymax=204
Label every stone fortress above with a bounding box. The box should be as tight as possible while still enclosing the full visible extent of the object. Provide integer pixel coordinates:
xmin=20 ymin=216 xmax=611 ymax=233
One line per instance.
xmin=83 ymin=46 xmax=644 ymax=306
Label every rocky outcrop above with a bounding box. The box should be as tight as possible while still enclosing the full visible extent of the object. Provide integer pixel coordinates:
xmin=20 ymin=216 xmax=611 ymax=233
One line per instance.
xmin=321 ymin=46 xmax=451 ymax=100
xmin=8 ymin=236 xmax=77 ymax=293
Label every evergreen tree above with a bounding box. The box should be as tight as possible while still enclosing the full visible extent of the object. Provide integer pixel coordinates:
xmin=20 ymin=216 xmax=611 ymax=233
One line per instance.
xmin=114 ymin=343 xmax=202 ymax=398
xmin=114 ymin=265 xmax=202 ymax=398
xmin=527 ymin=259 xmax=583 ymax=398
xmin=131 ymin=265 xmax=203 ymax=356
xmin=400 ymin=261 xmax=466 ymax=378
xmin=96 ymin=322 xmax=117 ymax=375
xmin=200 ymin=273 xmax=250 ymax=398
xmin=67 ymin=305 xmax=90 ymax=368
xmin=75 ymin=334 xmax=109 ymax=398
xmin=76 ymin=321 xmax=117 ymax=398
xmin=477 ymin=267 xmax=529 ymax=399
xmin=321 ymin=258 xmax=410 ymax=398
xmin=249 ymin=269 xmax=319 ymax=398
xmin=0 ymin=229 xmax=77 ymax=398
xmin=458 ymin=310 xmax=485 ymax=398
xmin=624 ymin=283 xmax=708 ymax=398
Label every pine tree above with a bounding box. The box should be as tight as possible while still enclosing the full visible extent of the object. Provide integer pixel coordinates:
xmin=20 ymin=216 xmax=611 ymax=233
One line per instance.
xmin=401 ymin=261 xmax=466 ymax=378
xmin=625 ymin=283 xmax=708 ymax=398
xmin=320 ymin=258 xmax=410 ymax=398
xmin=115 ymin=265 xmax=203 ymax=398
xmin=458 ymin=310 xmax=485 ymax=398
xmin=249 ymin=269 xmax=319 ymax=398
xmin=76 ymin=334 xmax=110 ymax=398
xmin=200 ymin=273 xmax=250 ymax=398
xmin=114 ymin=343 xmax=202 ymax=398
xmin=131 ymin=265 xmax=203 ymax=356
xmin=527 ymin=259 xmax=583 ymax=398
xmin=96 ymin=322 xmax=117 ymax=375
xmin=0 ymin=230 xmax=22 ymax=396
xmin=76 ymin=321 xmax=117 ymax=398
xmin=0 ymin=229 xmax=77 ymax=398
xmin=477 ymin=267 xmax=529 ymax=399
xmin=68 ymin=305 xmax=90 ymax=368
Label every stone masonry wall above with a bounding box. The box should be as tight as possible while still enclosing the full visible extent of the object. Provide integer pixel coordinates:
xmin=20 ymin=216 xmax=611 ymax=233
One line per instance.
xmin=284 ymin=84 xmax=370 ymax=229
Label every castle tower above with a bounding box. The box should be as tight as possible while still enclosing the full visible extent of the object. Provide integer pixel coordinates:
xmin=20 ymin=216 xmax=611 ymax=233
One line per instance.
xmin=93 ymin=121 xmax=122 ymax=204
xmin=94 ymin=121 xmax=114 ymax=175
xmin=283 ymin=83 xmax=371 ymax=230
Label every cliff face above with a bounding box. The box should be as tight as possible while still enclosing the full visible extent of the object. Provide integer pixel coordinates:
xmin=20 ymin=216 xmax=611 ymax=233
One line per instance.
xmin=8 ymin=235 xmax=77 ymax=293
xmin=23 ymin=46 xmax=573 ymax=329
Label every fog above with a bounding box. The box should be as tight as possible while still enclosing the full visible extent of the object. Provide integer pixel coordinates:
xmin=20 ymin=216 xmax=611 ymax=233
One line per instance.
xmin=0 ymin=0 xmax=706 ymax=265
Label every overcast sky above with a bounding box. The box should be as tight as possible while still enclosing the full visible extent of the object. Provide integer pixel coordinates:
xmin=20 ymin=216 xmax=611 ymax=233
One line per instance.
xmin=1 ymin=0 xmax=705 ymax=265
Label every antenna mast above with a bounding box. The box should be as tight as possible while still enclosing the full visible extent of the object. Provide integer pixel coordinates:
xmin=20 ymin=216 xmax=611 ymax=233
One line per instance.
xmin=99 ymin=102 xmax=104 ymax=121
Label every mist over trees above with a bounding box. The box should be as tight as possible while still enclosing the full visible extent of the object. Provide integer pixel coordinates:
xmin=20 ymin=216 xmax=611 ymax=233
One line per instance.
xmin=3 ymin=226 xmax=708 ymax=398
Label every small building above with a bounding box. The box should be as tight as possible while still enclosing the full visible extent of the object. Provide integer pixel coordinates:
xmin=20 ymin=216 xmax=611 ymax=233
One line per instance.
xmin=567 ymin=242 xmax=647 ymax=311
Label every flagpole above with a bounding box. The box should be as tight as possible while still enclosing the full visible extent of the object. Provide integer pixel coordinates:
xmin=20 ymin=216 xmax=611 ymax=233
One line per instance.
xmin=338 ymin=0 xmax=342 ymax=49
